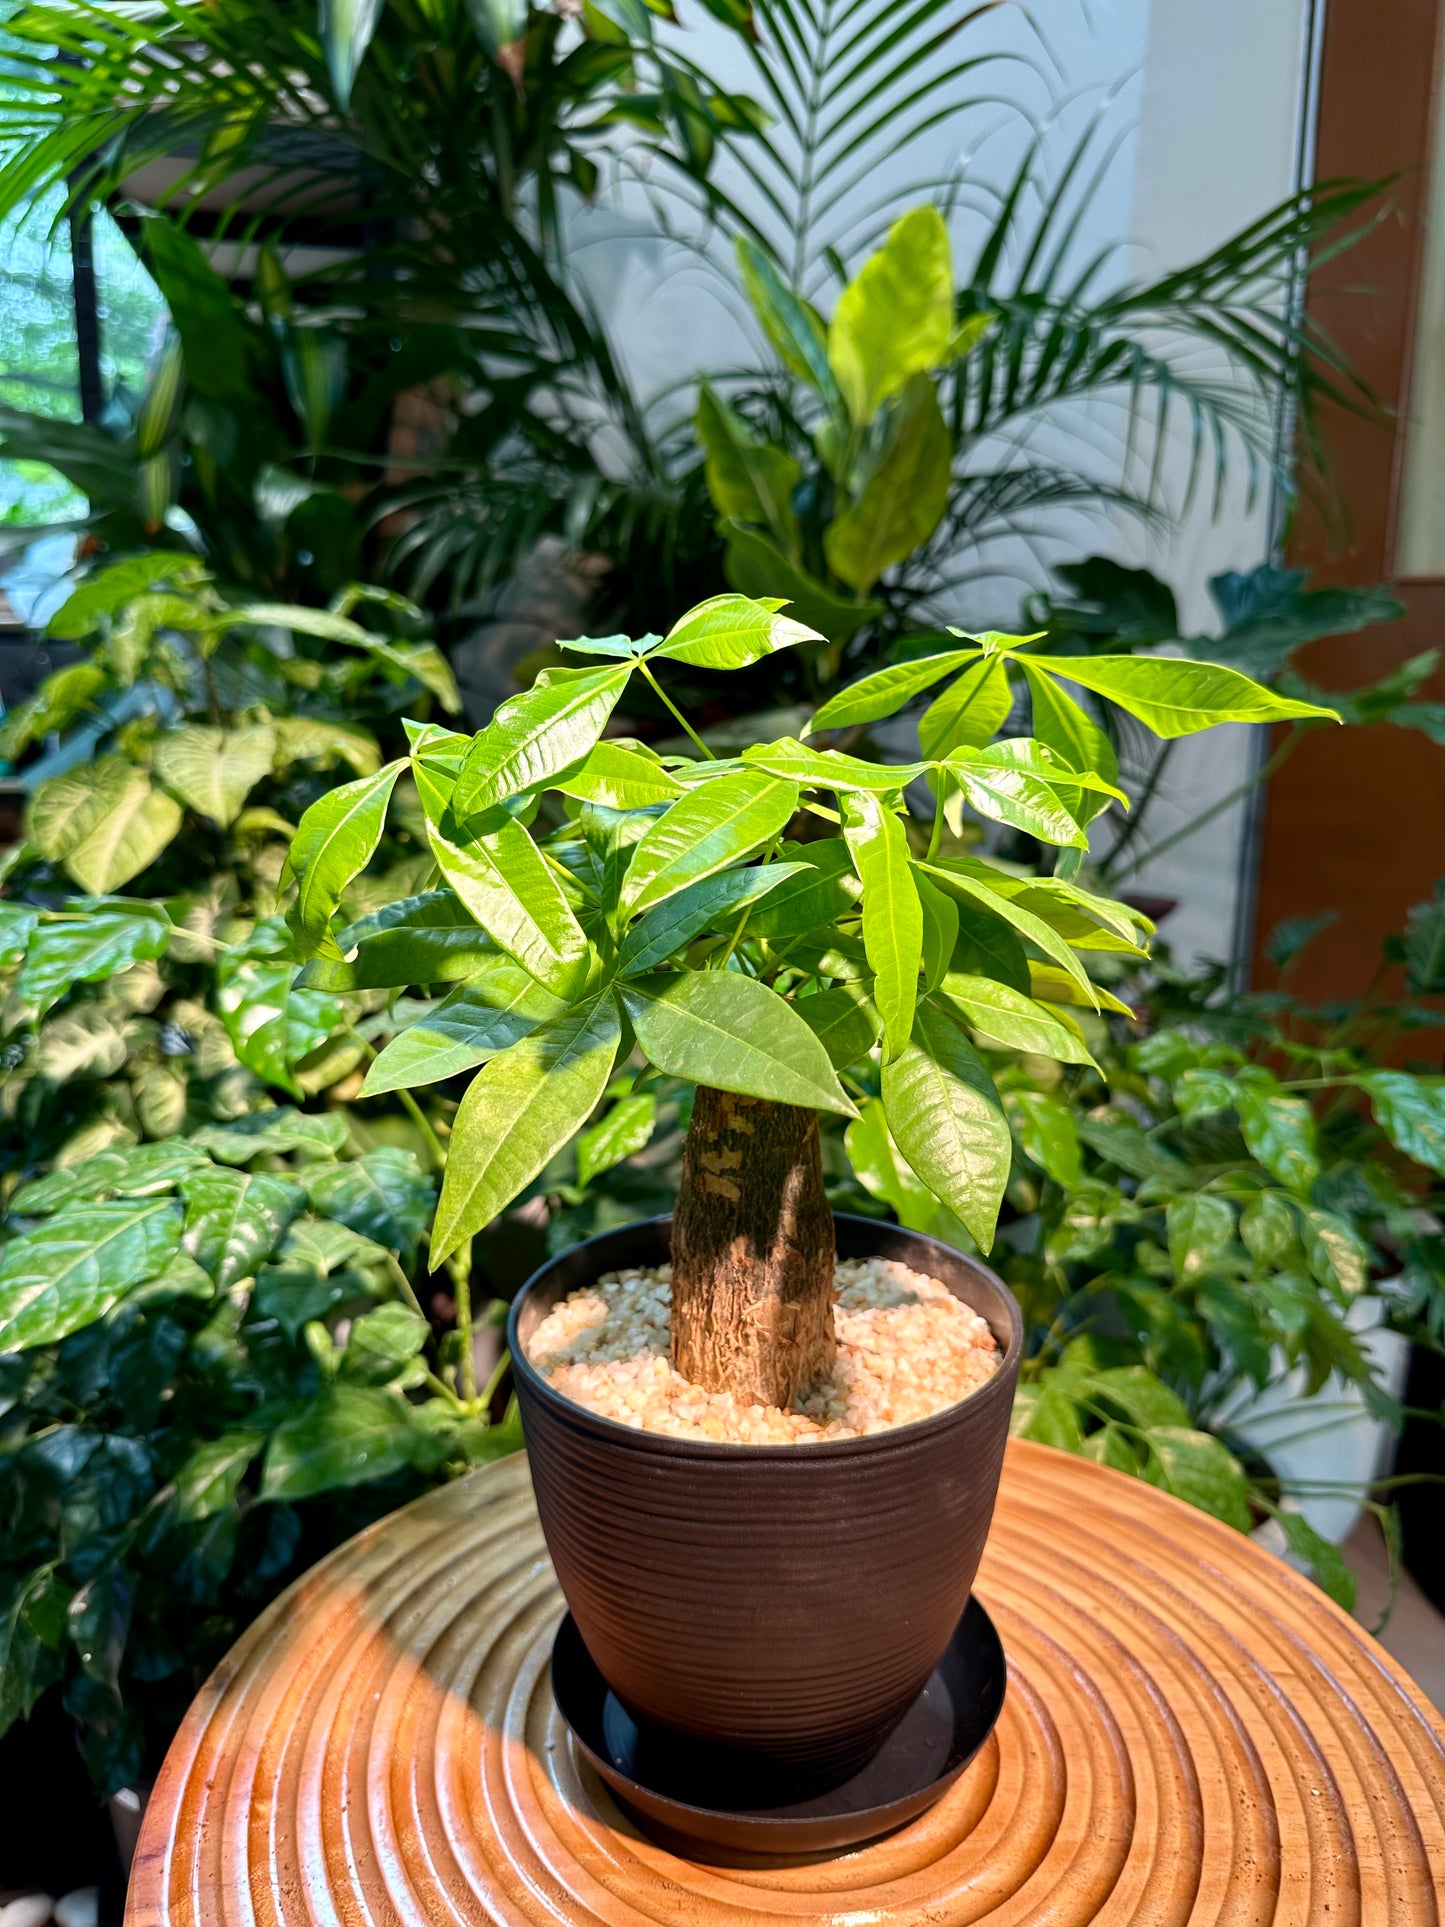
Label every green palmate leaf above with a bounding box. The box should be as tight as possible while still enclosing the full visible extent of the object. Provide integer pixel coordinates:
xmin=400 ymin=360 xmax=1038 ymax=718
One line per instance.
xmin=1008 ymin=1088 xmax=1082 ymax=1185
xmin=175 ymin=1433 xmax=263 ymax=1524
xmin=650 ymin=594 xmax=823 ymax=670
xmin=917 ymin=873 xmax=958 ymax=994
xmin=299 ymin=893 xmax=497 ymax=992
xmin=153 ymin=724 xmax=279 ymax=827
xmin=828 ymin=206 xmax=954 ymax=424
xmin=695 ymin=384 xmax=802 ymax=543
xmin=360 ymin=966 xmax=566 ymax=1096
xmin=424 ymin=808 xmax=589 ymax=998
xmin=746 ymin=839 xmax=861 ymax=938
xmin=620 ymin=972 xmax=856 ymax=1115
xmin=1035 ymin=655 xmax=1340 ymax=738
xmin=286 ymin=761 xmax=404 ymax=959
xmin=824 ymin=377 xmax=952 ymax=593
xmin=735 ymin=237 xmax=839 ymax=402
xmin=619 ymin=771 xmax=799 ymax=918
xmin=262 ymin=1385 xmax=422 ymax=1501
xmin=577 ymin=1092 xmax=657 ymax=1187
xmin=59 ymin=767 xmax=183 ymax=895
xmin=795 ymin=983 xmax=880 ymax=1070
xmin=1358 ymin=1071 xmax=1445 ymax=1177
xmin=618 ymin=862 xmax=808 ymax=974
xmin=846 ymin=1097 xmax=954 ymax=1235
xmin=918 ymin=654 xmax=1013 ymax=758
xmin=454 ymin=663 xmax=632 ymax=818
xmin=550 ymin=741 xmax=684 ymax=810
xmin=1019 ymin=660 xmax=1120 ymax=791
xmin=1235 ymin=1082 xmax=1319 ymax=1194
xmin=809 ymin=648 xmax=980 ymax=732
xmin=1145 ymin=1428 xmax=1253 ymax=1532
xmin=880 ymin=1000 xmax=1011 ymax=1249
xmin=841 ymin=790 xmax=920 ymax=1061
xmin=721 ymin=522 xmax=882 ymax=643
xmin=18 ymin=912 xmax=170 ymax=1018
xmin=942 ymin=974 xmax=1098 ymax=1068
xmin=180 ymin=1167 xmax=303 ymax=1291
xmin=0 ymin=1198 xmax=182 ymax=1352
xmin=741 ymin=738 xmax=926 ymax=792
xmin=915 ymin=860 xmax=1097 ymax=1004
xmin=432 ymin=993 xmax=622 ymax=1261
xmin=303 ymin=1149 xmax=434 ymax=1255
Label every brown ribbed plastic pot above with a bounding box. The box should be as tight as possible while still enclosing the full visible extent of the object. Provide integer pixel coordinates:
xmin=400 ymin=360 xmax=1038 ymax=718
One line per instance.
xmin=509 ymin=1214 xmax=1023 ymax=1796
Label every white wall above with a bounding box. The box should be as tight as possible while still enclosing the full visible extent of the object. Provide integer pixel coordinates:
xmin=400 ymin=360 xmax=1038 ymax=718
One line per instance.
xmin=569 ymin=0 xmax=1317 ymax=966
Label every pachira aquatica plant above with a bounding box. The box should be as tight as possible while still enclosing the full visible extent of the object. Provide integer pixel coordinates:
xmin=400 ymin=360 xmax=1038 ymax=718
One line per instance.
xmin=277 ymin=591 xmax=1334 ymax=1406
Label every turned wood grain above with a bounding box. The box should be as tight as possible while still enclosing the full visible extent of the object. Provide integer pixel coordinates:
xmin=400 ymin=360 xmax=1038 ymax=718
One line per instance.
xmin=125 ymin=1440 xmax=1445 ymax=1926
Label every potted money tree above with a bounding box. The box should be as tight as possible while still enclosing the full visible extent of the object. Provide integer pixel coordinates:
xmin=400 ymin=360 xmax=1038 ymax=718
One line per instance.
xmin=285 ymin=593 xmax=1333 ymax=1791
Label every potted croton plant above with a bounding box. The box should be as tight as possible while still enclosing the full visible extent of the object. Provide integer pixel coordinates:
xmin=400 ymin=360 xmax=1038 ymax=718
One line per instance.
xmin=286 ymin=593 xmax=1333 ymax=1797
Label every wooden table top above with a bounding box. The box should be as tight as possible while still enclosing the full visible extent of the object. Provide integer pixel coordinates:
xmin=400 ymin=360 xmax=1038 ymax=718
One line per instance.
xmin=126 ymin=1439 xmax=1445 ymax=1926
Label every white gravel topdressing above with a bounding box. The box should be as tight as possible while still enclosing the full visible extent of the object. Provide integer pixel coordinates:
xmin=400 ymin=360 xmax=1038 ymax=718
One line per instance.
xmin=524 ymin=1256 xmax=1000 ymax=1442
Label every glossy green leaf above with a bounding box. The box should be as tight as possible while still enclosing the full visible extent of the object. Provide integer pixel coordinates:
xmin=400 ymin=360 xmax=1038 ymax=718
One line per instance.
xmin=741 ymin=737 xmax=926 ymax=792
xmin=1145 ymin=1428 xmax=1252 ymax=1532
xmin=915 ymin=859 xmax=1096 ymax=1003
xmin=918 ymin=654 xmax=1012 ymax=758
xmin=286 ymin=761 xmax=404 ymax=959
xmin=17 ymin=912 xmax=169 ymax=1018
xmin=180 ymin=1167 xmax=303 ymax=1290
xmin=945 ymin=747 xmax=1088 ymax=848
xmin=424 ymin=807 xmax=589 ymax=998
xmin=61 ymin=767 xmax=183 ymax=895
xmin=555 ymin=633 xmax=644 ymax=660
xmin=0 ymin=1198 xmax=182 ymax=1352
xmin=262 ymin=1385 xmax=421 ymax=1501
xmin=619 ymin=771 xmax=798 ymax=918
xmin=1166 ymin=1194 xmax=1236 ymax=1282
xmin=215 ymin=921 xmax=345 ymax=1096
xmin=577 ymin=1092 xmax=657 ymax=1187
xmin=745 ymin=839 xmax=861 ymax=939
xmin=846 ymin=1096 xmax=953 ymax=1234
xmin=620 ymin=971 xmax=856 ymax=1115
xmin=188 ymin=1108 xmax=349 ymax=1165
xmin=735 ymin=237 xmax=839 ymax=401
xmin=942 ymin=974 xmax=1098 ymax=1068
xmin=12 ymin=1142 xmax=206 ymax=1215
xmin=1036 ymin=655 xmax=1339 ymax=738
xmin=880 ymin=1000 xmax=1011 ymax=1248
xmin=338 ymin=1303 xmax=430 ymax=1386
xmin=721 ymin=521 xmax=882 ymax=643
xmin=1236 ymin=1082 xmax=1319 ymax=1194
xmin=1240 ymin=1192 xmax=1298 ymax=1266
xmin=1276 ymin=1511 xmax=1357 ymax=1611
xmin=0 ymin=901 xmax=36 ymax=967
xmin=1299 ymin=1208 xmax=1370 ymax=1297
xmin=695 ymin=384 xmax=801 ymax=542
xmin=175 ymin=1433 xmax=263 ymax=1523
xmin=649 ymin=593 xmax=822 ymax=671
xmin=272 ymin=716 xmax=382 ymax=777
xmin=299 ymin=892 xmax=497 ymax=992
xmin=809 ymin=648 xmax=979 ymax=732
xmin=454 ymin=663 xmax=632 ymax=819
xmin=824 ymin=377 xmax=952 ymax=592
xmin=153 ymin=724 xmax=279 ymax=828
xmin=1358 ymin=1071 xmax=1445 ymax=1177
xmin=842 ymin=790 xmax=920 ymax=1060
xmin=917 ymin=872 xmax=959 ymax=995
xmin=828 ymin=206 xmax=953 ymax=424
xmin=318 ymin=0 xmax=386 ymax=105
xmin=27 ymin=758 xmax=132 ymax=862
xmin=302 ymin=1148 xmax=434 ymax=1255
xmin=360 ymin=965 xmax=565 ymax=1095
xmin=432 ymin=993 xmax=621 ymax=1262
xmin=795 ymin=983 xmax=880 ymax=1070
xmin=1019 ymin=658 xmax=1120 ymax=793
xmin=618 ymin=862 xmax=807 ymax=974
xmin=1008 ymin=1088 xmax=1083 ymax=1184
xmin=549 ymin=740 xmax=684 ymax=810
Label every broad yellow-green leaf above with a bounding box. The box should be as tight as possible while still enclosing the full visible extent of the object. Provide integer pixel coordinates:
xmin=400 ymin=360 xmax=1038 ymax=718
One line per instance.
xmin=741 ymin=737 xmax=926 ymax=792
xmin=809 ymin=647 xmax=980 ymax=732
xmin=918 ymin=654 xmax=1012 ymax=758
xmin=17 ymin=911 xmax=169 ymax=1017
xmin=432 ymin=993 xmax=622 ymax=1261
xmin=881 ymin=999 xmax=1011 ymax=1249
xmin=619 ymin=770 xmax=798 ymax=918
xmin=0 ymin=1197 xmax=182 ymax=1352
xmin=916 ymin=858 xmax=1097 ymax=1004
xmin=286 ymin=761 xmax=404 ymax=958
xmin=425 ymin=810 xmax=589 ymax=997
xmin=824 ymin=376 xmax=952 ymax=591
xmin=736 ymin=237 xmax=839 ymax=402
xmin=1007 ymin=1088 xmax=1083 ymax=1185
xmin=828 ymin=206 xmax=954 ymax=424
xmin=27 ymin=757 xmax=133 ymax=861
xmin=1358 ymin=1071 xmax=1445 ymax=1176
xmin=746 ymin=839 xmax=861 ymax=939
xmin=842 ymin=790 xmax=920 ymax=1061
xmin=722 ymin=521 xmax=882 ymax=643
xmin=272 ymin=715 xmax=382 ymax=776
xmin=1036 ymin=654 xmax=1339 ymax=737
xmin=549 ymin=740 xmax=683 ymax=810
xmin=942 ymin=974 xmax=1098 ymax=1067
xmin=618 ymin=862 xmax=809 ymax=974
xmin=795 ymin=983 xmax=880 ymax=1070
xmin=64 ymin=769 xmax=183 ymax=893
xmin=649 ymin=593 xmax=822 ymax=671
xmin=360 ymin=964 xmax=566 ymax=1095
xmin=455 ymin=662 xmax=632 ymax=818
xmin=154 ymin=723 xmax=279 ymax=826
xmin=696 ymin=383 xmax=801 ymax=542
xmin=576 ymin=1092 xmax=656 ymax=1188
xmin=846 ymin=1096 xmax=955 ymax=1234
xmin=1019 ymin=658 xmax=1119 ymax=794
xmin=620 ymin=971 xmax=857 ymax=1116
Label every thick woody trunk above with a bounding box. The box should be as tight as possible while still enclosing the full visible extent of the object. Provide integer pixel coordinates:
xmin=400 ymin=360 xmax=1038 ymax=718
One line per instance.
xmin=671 ymin=1088 xmax=836 ymax=1408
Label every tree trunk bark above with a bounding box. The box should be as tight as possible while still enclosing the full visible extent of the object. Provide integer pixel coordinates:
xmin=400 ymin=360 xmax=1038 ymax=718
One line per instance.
xmin=671 ymin=1088 xmax=836 ymax=1408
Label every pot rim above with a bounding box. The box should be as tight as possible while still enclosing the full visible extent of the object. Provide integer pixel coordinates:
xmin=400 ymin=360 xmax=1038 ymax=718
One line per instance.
xmin=506 ymin=1212 xmax=1024 ymax=1461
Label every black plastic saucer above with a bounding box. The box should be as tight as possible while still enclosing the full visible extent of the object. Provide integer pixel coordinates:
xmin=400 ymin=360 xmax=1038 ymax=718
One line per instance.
xmin=550 ymin=1597 xmax=1006 ymax=1860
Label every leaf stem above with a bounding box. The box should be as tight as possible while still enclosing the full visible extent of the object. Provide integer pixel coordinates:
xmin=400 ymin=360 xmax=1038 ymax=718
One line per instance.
xmin=448 ymin=1240 xmax=478 ymax=1405
xmin=637 ymin=659 xmax=715 ymax=760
